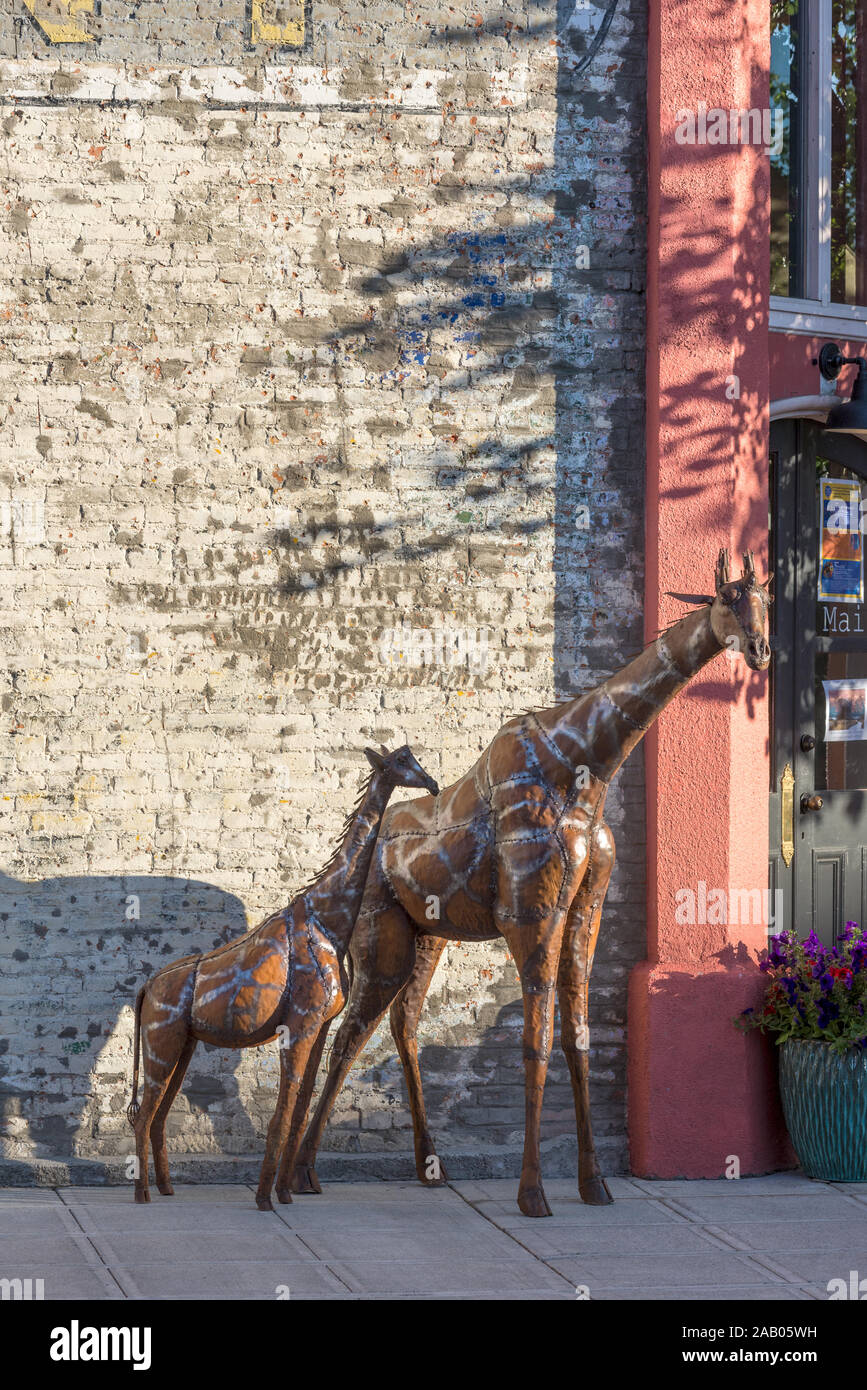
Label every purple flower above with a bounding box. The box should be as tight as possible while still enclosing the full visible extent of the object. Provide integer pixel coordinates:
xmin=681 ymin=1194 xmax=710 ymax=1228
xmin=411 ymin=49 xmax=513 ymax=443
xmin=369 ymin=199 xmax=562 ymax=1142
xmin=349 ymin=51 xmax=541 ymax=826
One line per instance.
xmin=817 ymin=999 xmax=839 ymax=1028
xmin=804 ymin=928 xmax=823 ymax=959
xmin=767 ymin=936 xmax=788 ymax=967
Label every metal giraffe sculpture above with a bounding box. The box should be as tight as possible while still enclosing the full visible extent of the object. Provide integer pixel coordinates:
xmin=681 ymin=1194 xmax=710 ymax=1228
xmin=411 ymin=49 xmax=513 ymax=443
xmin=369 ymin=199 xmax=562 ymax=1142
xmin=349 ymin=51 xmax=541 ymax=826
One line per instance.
xmin=291 ymin=551 xmax=772 ymax=1217
xmin=127 ymin=745 xmax=438 ymax=1210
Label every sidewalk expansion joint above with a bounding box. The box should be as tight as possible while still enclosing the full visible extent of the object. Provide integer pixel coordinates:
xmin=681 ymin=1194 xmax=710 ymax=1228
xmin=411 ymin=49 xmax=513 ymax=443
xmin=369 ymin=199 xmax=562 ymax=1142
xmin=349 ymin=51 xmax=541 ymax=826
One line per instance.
xmin=445 ymin=1182 xmax=579 ymax=1294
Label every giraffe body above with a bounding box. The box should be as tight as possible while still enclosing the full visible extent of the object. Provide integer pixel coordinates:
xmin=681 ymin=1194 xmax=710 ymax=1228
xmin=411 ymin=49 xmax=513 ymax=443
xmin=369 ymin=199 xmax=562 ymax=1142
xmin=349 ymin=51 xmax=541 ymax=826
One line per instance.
xmin=138 ymin=901 xmax=345 ymax=1056
xmin=373 ymin=714 xmax=608 ymax=943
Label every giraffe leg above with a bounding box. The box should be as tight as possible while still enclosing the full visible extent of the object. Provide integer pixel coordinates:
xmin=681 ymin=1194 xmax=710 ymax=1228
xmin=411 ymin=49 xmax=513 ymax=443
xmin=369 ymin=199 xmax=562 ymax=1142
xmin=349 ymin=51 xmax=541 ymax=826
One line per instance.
xmin=557 ymin=821 xmax=615 ymax=1206
xmin=149 ymin=1036 xmax=197 ymax=1197
xmin=130 ymin=969 xmax=197 ymax=1204
xmin=256 ymin=1028 xmax=320 ymax=1212
xmin=292 ymin=905 xmax=417 ymax=1194
xmin=274 ymin=1018 xmax=330 ymax=1204
xmin=291 ymin=1003 xmax=395 ymax=1195
xmin=501 ymin=914 xmax=567 ymax=1219
xmin=389 ymin=934 xmax=448 ymax=1185
xmin=132 ymin=1015 xmax=190 ymax=1204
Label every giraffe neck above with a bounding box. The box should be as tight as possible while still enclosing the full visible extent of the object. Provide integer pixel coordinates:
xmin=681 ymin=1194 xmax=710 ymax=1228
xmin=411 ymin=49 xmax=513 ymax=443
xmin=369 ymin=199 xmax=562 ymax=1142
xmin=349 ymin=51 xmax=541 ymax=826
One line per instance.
xmin=303 ymin=773 xmax=392 ymax=950
xmin=548 ymin=605 xmax=722 ymax=784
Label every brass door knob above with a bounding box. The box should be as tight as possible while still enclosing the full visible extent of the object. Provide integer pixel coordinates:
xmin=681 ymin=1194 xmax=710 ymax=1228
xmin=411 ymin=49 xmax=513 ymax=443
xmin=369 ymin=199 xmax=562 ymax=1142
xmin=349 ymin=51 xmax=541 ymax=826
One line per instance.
xmin=800 ymin=793 xmax=823 ymax=813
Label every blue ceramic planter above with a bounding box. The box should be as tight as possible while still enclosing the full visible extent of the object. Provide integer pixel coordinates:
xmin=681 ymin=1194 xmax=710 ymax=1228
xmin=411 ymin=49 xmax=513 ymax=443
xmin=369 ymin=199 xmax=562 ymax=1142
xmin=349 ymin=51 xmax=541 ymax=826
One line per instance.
xmin=778 ymin=1039 xmax=867 ymax=1181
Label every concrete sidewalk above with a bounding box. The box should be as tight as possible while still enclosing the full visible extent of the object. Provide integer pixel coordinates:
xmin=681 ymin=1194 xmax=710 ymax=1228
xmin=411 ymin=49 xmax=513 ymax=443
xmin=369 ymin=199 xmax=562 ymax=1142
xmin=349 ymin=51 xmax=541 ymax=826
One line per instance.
xmin=2 ymin=1172 xmax=865 ymax=1300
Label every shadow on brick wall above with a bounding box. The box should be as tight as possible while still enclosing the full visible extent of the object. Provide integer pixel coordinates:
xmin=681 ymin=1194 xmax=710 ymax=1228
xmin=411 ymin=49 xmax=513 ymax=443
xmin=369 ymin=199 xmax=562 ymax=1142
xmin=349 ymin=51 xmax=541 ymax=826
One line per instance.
xmin=0 ymin=871 xmax=257 ymax=1160
xmin=1 ymin=0 xmax=646 ymax=1176
xmin=303 ymin=968 xmax=628 ymax=1178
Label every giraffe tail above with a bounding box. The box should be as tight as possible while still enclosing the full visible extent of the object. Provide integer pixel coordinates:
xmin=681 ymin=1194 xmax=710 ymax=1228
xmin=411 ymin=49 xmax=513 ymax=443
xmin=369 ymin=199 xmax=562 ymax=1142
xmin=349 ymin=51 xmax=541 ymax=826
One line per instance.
xmin=126 ymin=986 xmax=145 ymax=1127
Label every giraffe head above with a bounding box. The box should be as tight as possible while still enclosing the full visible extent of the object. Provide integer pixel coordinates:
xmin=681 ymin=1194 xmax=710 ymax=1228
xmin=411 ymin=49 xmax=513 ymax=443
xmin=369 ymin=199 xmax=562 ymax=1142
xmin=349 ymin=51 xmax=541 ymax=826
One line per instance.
xmin=708 ymin=549 xmax=772 ymax=670
xmin=364 ymin=744 xmax=440 ymax=795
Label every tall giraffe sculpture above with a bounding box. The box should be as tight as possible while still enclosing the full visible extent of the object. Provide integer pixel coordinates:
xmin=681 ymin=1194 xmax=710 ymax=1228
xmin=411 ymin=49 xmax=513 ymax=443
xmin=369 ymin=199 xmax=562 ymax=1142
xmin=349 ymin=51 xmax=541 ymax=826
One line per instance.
xmin=127 ymin=745 xmax=438 ymax=1210
xmin=288 ymin=551 xmax=772 ymax=1217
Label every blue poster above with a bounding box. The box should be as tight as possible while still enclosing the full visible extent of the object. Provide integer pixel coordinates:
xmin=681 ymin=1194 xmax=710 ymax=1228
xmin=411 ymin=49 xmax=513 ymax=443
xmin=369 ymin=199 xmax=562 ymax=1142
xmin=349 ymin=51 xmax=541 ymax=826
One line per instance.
xmin=819 ymin=480 xmax=863 ymax=603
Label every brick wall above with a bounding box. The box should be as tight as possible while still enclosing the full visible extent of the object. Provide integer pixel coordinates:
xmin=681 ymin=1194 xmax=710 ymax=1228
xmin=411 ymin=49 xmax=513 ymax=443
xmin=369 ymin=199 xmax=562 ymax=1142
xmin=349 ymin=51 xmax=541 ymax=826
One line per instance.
xmin=0 ymin=0 xmax=646 ymax=1179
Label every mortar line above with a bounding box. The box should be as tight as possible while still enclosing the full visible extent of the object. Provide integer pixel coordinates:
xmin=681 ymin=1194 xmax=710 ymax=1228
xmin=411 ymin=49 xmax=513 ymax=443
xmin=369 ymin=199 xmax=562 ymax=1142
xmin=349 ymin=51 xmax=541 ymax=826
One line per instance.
xmin=0 ymin=96 xmax=465 ymax=115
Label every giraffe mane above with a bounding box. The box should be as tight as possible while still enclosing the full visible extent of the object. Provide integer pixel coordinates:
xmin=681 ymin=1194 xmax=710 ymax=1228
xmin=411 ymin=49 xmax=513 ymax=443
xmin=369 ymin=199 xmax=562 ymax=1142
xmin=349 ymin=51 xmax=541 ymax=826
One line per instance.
xmin=299 ymin=768 xmax=377 ymax=894
xmin=653 ymin=600 xmax=712 ymax=644
xmin=516 ymin=601 xmax=713 ymax=721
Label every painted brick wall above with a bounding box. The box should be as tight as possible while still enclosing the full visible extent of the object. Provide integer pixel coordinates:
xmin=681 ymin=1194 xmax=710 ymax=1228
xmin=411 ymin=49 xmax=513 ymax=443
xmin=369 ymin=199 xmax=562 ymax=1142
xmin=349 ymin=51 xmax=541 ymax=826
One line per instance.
xmin=0 ymin=0 xmax=646 ymax=1178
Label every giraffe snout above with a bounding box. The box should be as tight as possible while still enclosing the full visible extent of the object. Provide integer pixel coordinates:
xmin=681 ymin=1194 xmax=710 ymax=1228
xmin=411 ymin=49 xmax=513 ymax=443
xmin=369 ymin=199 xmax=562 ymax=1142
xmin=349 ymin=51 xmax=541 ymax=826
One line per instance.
xmin=746 ymin=635 xmax=771 ymax=669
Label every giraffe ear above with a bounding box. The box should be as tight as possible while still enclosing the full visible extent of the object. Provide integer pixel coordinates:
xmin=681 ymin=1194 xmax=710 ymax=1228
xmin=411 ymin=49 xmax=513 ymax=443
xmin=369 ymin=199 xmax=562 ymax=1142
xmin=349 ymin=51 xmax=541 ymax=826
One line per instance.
xmin=364 ymin=747 xmax=387 ymax=771
xmin=666 ymin=591 xmax=715 ymax=605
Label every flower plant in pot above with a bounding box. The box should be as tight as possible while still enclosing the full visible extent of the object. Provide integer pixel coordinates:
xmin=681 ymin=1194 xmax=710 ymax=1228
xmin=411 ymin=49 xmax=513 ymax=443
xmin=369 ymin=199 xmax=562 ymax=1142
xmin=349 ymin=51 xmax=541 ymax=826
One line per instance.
xmin=736 ymin=923 xmax=867 ymax=1181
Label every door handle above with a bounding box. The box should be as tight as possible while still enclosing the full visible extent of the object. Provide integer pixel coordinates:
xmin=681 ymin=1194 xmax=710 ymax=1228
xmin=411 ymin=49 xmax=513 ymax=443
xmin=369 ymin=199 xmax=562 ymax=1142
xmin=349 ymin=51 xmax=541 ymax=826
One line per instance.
xmin=800 ymin=793 xmax=824 ymax=813
xmin=781 ymin=763 xmax=794 ymax=867
xmin=801 ymin=734 xmax=816 ymax=752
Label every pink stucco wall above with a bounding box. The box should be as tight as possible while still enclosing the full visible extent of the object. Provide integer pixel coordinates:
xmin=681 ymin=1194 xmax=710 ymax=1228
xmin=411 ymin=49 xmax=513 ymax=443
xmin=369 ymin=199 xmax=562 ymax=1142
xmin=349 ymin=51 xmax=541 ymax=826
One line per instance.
xmin=630 ymin=0 xmax=791 ymax=1176
xmin=770 ymin=333 xmax=867 ymax=401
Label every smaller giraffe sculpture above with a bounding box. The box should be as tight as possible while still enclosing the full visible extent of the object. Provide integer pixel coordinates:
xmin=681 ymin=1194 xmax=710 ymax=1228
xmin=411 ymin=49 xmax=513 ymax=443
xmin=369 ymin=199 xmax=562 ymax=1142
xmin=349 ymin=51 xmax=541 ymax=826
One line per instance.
xmin=127 ymin=745 xmax=439 ymax=1210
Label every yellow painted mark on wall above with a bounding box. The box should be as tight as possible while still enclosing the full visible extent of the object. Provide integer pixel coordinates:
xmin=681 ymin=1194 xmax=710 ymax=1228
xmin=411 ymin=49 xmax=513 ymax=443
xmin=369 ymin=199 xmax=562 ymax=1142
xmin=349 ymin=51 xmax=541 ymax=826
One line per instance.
xmin=22 ymin=0 xmax=94 ymax=43
xmin=251 ymin=0 xmax=304 ymax=46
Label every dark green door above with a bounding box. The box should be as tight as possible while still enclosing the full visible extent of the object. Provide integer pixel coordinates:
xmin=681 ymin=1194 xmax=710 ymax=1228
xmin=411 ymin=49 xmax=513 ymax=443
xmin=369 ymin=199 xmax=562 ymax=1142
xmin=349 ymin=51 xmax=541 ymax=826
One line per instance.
xmin=770 ymin=419 xmax=867 ymax=945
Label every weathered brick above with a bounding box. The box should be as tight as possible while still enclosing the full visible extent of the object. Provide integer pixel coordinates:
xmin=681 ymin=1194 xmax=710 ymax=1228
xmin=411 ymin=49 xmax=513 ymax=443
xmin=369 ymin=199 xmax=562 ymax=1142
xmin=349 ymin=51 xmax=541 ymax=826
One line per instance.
xmin=0 ymin=0 xmax=646 ymax=1176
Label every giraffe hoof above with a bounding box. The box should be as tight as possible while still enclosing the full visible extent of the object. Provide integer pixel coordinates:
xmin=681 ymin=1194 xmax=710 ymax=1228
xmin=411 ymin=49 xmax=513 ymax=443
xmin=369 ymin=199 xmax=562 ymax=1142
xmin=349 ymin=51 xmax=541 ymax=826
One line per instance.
xmin=256 ymin=1196 xmax=274 ymax=1212
xmin=580 ymin=1176 xmax=613 ymax=1206
xmin=157 ymin=1184 xmax=174 ymax=1197
xmin=275 ymin=1187 xmax=293 ymax=1205
xmin=134 ymin=1189 xmax=150 ymax=1204
xmin=291 ymin=1164 xmax=322 ymax=1195
xmin=517 ymin=1184 xmax=552 ymax=1218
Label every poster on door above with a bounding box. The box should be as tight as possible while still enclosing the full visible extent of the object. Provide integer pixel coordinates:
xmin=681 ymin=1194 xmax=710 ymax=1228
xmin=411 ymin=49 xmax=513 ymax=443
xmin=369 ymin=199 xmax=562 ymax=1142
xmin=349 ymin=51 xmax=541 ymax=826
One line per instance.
xmin=818 ymin=479 xmax=864 ymax=602
xmin=823 ymin=678 xmax=867 ymax=741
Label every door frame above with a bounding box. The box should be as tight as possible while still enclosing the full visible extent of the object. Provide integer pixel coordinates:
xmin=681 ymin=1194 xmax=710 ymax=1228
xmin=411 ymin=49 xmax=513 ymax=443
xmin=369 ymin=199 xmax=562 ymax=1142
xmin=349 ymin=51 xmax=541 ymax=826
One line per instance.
xmin=770 ymin=416 xmax=867 ymax=941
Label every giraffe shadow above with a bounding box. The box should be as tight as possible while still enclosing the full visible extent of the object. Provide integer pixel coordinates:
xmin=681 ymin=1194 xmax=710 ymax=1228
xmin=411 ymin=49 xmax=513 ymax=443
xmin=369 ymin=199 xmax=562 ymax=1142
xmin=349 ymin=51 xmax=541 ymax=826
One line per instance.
xmin=0 ymin=869 xmax=262 ymax=1164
